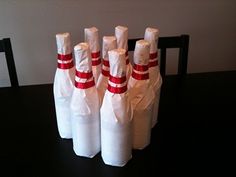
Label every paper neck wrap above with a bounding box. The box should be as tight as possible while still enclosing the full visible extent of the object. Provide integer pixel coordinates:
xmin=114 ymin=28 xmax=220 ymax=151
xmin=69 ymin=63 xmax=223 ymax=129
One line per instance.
xmin=57 ymin=61 xmax=74 ymax=69
xmin=144 ymin=27 xmax=160 ymax=68
xmin=149 ymin=52 xmax=159 ymax=68
xmin=75 ymin=70 xmax=93 ymax=79
xmin=91 ymin=51 xmax=101 ymax=66
xmin=103 ymin=36 xmax=117 ymax=59
xmin=115 ymin=26 xmax=128 ymax=51
xmin=84 ymin=27 xmax=101 ymax=66
xmin=107 ymin=49 xmax=127 ymax=94
xmin=132 ymin=40 xmax=150 ymax=80
xmin=102 ymin=59 xmax=110 ymax=77
xmin=115 ymin=26 xmax=130 ymax=65
xmin=144 ymin=27 xmax=159 ymax=53
xmin=103 ymin=59 xmax=110 ymax=67
xmin=108 ymin=75 xmax=127 ymax=94
xmin=74 ymin=43 xmax=95 ymax=89
xmin=132 ymin=66 xmax=149 ymax=80
xmin=57 ymin=54 xmax=74 ymax=69
xmin=101 ymin=36 xmax=117 ymax=77
xmin=56 ymin=33 xmax=74 ymax=69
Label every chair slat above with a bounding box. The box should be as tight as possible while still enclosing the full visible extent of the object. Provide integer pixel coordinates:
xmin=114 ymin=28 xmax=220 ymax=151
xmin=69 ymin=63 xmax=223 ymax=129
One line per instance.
xmin=0 ymin=38 xmax=19 ymax=88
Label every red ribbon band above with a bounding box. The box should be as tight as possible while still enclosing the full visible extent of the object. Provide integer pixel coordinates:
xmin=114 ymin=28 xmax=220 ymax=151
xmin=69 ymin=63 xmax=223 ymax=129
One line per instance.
xmin=75 ymin=80 xmax=95 ymax=89
xmin=109 ymin=75 xmax=126 ymax=84
xmin=133 ymin=64 xmax=149 ymax=72
xmin=132 ymin=71 xmax=149 ymax=80
xmin=57 ymin=61 xmax=74 ymax=69
xmin=149 ymin=60 xmax=158 ymax=68
xmin=91 ymin=51 xmax=100 ymax=58
xmin=57 ymin=53 xmax=73 ymax=61
xmin=107 ymin=84 xmax=127 ymax=94
xmin=103 ymin=59 xmax=110 ymax=67
xmin=75 ymin=70 xmax=93 ymax=79
xmin=150 ymin=52 xmax=158 ymax=59
xmin=92 ymin=58 xmax=101 ymax=66
xmin=102 ymin=69 xmax=110 ymax=77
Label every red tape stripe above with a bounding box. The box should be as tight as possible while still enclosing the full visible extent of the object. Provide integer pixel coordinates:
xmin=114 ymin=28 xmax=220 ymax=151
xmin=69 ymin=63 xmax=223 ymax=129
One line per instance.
xmin=150 ymin=52 xmax=158 ymax=59
xmin=91 ymin=51 xmax=100 ymax=58
xmin=92 ymin=58 xmax=101 ymax=66
xmin=57 ymin=53 xmax=73 ymax=61
xmin=133 ymin=64 xmax=149 ymax=71
xmin=75 ymin=70 xmax=93 ymax=79
xmin=57 ymin=61 xmax=74 ymax=69
xmin=75 ymin=80 xmax=95 ymax=89
xmin=107 ymin=84 xmax=127 ymax=94
xmin=102 ymin=69 xmax=109 ymax=77
xmin=149 ymin=60 xmax=158 ymax=68
xmin=103 ymin=59 xmax=110 ymax=67
xmin=132 ymin=71 xmax=149 ymax=80
xmin=109 ymin=75 xmax=126 ymax=84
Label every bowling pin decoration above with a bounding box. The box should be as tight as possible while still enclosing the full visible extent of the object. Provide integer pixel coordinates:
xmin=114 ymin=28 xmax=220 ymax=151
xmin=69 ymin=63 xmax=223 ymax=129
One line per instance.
xmin=70 ymin=43 xmax=100 ymax=158
xmin=101 ymin=49 xmax=132 ymax=167
xmin=144 ymin=27 xmax=162 ymax=128
xmin=84 ymin=27 xmax=101 ymax=83
xmin=128 ymin=40 xmax=155 ymax=149
xmin=97 ymin=36 xmax=117 ymax=103
xmin=115 ymin=26 xmax=132 ymax=78
xmin=53 ymin=32 xmax=75 ymax=139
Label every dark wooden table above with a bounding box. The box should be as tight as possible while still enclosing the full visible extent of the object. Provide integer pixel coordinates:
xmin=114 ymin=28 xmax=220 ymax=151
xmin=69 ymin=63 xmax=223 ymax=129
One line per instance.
xmin=0 ymin=71 xmax=235 ymax=177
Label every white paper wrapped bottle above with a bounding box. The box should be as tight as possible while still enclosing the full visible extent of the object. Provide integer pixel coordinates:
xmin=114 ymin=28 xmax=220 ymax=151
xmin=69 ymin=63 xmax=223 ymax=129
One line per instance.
xmin=128 ymin=40 xmax=155 ymax=149
xmin=85 ymin=27 xmax=101 ymax=83
xmin=101 ymin=49 xmax=132 ymax=167
xmin=97 ymin=36 xmax=117 ymax=103
xmin=53 ymin=33 xmax=75 ymax=139
xmin=70 ymin=43 xmax=100 ymax=158
xmin=144 ymin=27 xmax=163 ymax=128
xmin=115 ymin=26 xmax=132 ymax=79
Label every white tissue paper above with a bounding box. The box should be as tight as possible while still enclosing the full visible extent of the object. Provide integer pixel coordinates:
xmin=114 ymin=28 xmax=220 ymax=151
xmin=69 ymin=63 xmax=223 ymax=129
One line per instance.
xmin=128 ymin=40 xmax=155 ymax=149
xmin=70 ymin=43 xmax=100 ymax=158
xmin=85 ymin=27 xmax=101 ymax=83
xmin=144 ymin=27 xmax=163 ymax=128
xmin=54 ymin=32 xmax=75 ymax=139
xmin=115 ymin=26 xmax=132 ymax=78
xmin=97 ymin=36 xmax=117 ymax=104
xmin=101 ymin=49 xmax=132 ymax=167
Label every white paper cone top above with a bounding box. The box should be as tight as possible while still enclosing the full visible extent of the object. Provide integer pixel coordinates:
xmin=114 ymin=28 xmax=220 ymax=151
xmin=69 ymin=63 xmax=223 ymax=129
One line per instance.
xmin=108 ymin=49 xmax=126 ymax=77
xmin=144 ymin=27 xmax=159 ymax=53
xmin=84 ymin=27 xmax=100 ymax=52
xmin=56 ymin=32 xmax=72 ymax=55
xmin=115 ymin=26 xmax=128 ymax=50
xmin=102 ymin=36 xmax=117 ymax=59
xmin=74 ymin=43 xmax=92 ymax=72
xmin=134 ymin=40 xmax=150 ymax=65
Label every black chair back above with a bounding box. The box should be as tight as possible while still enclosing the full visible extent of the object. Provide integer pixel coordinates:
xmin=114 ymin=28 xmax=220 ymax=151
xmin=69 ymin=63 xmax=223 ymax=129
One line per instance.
xmin=128 ymin=35 xmax=190 ymax=77
xmin=0 ymin=38 xmax=19 ymax=87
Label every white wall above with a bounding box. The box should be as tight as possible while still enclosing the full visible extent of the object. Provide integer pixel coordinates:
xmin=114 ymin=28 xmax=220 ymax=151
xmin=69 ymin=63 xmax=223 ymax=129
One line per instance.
xmin=0 ymin=0 xmax=236 ymax=86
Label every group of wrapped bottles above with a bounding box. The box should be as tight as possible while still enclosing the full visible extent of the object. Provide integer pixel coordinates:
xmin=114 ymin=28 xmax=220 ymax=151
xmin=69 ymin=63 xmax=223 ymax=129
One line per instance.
xmin=53 ymin=26 xmax=162 ymax=167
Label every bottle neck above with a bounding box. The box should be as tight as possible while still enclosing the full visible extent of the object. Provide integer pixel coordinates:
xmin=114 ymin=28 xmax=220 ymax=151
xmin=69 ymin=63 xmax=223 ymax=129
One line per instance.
xmin=101 ymin=59 xmax=110 ymax=77
xmin=132 ymin=63 xmax=149 ymax=80
xmin=149 ymin=52 xmax=159 ymax=68
xmin=74 ymin=70 xmax=95 ymax=89
xmin=57 ymin=53 xmax=74 ymax=69
xmin=91 ymin=51 xmax=101 ymax=66
xmin=107 ymin=74 xmax=127 ymax=94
